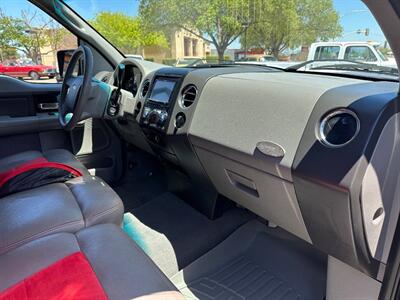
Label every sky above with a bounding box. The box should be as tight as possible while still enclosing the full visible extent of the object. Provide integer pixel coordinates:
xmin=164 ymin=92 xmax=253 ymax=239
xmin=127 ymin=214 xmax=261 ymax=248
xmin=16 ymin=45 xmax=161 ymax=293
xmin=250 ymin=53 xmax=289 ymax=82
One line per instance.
xmin=0 ymin=0 xmax=387 ymax=49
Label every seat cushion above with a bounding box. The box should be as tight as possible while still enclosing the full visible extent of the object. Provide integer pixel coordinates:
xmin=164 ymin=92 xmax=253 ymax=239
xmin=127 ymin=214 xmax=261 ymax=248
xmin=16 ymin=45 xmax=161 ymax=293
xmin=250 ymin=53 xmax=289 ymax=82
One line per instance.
xmin=0 ymin=183 xmax=84 ymax=255
xmin=0 ymin=149 xmax=89 ymax=176
xmin=66 ymin=176 xmax=124 ymax=227
xmin=0 ymin=176 xmax=123 ymax=255
xmin=0 ymin=224 xmax=179 ymax=300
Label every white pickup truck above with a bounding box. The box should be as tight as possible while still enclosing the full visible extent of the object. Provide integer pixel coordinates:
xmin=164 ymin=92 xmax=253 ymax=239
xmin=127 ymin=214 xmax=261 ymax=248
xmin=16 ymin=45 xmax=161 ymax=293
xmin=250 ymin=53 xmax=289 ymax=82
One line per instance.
xmin=307 ymin=41 xmax=397 ymax=68
xmin=241 ymin=41 xmax=397 ymax=70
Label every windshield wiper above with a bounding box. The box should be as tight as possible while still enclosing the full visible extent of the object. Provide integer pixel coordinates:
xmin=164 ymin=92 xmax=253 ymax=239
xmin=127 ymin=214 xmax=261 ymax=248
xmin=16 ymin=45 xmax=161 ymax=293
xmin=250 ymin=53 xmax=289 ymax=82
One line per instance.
xmin=287 ymin=59 xmax=355 ymax=71
xmin=287 ymin=59 xmax=398 ymax=77
xmin=312 ymin=64 xmax=398 ymax=76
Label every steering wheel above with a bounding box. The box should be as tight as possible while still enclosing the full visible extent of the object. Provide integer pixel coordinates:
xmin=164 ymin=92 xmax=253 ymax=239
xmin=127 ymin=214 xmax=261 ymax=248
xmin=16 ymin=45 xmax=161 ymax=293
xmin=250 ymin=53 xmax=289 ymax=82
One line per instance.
xmin=58 ymin=45 xmax=93 ymax=131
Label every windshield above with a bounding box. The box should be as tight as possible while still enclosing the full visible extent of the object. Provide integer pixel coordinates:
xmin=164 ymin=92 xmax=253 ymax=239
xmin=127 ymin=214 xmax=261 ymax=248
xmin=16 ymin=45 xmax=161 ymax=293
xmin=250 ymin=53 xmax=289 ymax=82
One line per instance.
xmin=374 ymin=45 xmax=389 ymax=61
xmin=61 ymin=0 xmax=396 ymax=77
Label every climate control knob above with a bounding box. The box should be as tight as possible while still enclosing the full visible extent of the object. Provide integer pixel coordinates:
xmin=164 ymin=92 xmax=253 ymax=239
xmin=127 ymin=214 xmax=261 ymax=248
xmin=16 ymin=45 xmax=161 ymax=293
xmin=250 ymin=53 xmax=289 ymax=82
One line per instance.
xmin=175 ymin=113 xmax=186 ymax=128
xmin=148 ymin=111 xmax=160 ymax=124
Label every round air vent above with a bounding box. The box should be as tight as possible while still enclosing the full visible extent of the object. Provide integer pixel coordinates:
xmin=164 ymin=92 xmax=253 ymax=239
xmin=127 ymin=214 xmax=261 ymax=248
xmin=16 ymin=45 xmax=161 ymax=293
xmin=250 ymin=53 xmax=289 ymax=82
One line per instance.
xmin=141 ymin=80 xmax=150 ymax=98
xmin=319 ymin=109 xmax=360 ymax=147
xmin=181 ymin=85 xmax=197 ymax=108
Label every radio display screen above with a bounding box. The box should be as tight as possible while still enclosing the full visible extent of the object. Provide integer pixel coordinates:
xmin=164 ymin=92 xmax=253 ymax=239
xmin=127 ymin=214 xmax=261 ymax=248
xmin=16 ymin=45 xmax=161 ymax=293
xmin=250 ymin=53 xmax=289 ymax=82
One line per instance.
xmin=149 ymin=79 xmax=176 ymax=104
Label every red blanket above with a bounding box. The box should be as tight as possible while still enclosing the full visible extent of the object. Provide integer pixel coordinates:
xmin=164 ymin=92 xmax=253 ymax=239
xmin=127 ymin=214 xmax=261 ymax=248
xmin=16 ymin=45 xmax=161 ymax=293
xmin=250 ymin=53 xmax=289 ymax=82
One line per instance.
xmin=0 ymin=252 xmax=108 ymax=300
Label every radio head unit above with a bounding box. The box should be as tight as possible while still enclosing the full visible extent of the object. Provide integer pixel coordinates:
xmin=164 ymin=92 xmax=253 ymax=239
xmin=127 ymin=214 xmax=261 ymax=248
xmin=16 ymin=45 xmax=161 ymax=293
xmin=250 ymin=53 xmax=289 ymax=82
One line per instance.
xmin=140 ymin=73 xmax=184 ymax=132
xmin=148 ymin=78 xmax=177 ymax=104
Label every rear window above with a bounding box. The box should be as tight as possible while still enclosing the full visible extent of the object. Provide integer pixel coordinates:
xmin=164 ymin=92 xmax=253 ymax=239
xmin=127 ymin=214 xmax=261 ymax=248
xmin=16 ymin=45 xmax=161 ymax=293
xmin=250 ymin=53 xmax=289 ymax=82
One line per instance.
xmin=314 ymin=46 xmax=340 ymax=60
xmin=344 ymin=46 xmax=377 ymax=62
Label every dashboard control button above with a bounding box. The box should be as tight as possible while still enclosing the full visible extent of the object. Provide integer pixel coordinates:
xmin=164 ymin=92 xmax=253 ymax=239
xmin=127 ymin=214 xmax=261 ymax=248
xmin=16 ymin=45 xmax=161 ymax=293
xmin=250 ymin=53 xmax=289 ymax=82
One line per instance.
xmin=143 ymin=107 xmax=151 ymax=118
xmin=159 ymin=111 xmax=168 ymax=122
xmin=175 ymin=113 xmax=186 ymax=129
xmin=109 ymin=106 xmax=117 ymax=115
xmin=148 ymin=111 xmax=160 ymax=124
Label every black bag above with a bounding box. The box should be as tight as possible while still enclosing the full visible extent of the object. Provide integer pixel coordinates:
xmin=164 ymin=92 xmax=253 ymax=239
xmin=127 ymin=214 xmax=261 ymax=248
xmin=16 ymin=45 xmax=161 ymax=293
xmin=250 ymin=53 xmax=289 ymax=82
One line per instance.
xmin=0 ymin=158 xmax=83 ymax=197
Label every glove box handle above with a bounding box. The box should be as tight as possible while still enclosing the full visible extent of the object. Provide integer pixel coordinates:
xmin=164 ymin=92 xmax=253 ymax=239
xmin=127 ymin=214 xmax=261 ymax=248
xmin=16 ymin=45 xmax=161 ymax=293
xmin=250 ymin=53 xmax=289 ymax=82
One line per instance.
xmin=226 ymin=169 xmax=259 ymax=198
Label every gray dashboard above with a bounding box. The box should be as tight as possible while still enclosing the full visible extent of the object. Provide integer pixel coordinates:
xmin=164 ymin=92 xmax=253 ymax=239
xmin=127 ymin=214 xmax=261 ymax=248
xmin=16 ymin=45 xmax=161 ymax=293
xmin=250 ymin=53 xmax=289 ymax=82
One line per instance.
xmin=189 ymin=72 xmax=361 ymax=182
xmin=107 ymin=60 xmax=400 ymax=278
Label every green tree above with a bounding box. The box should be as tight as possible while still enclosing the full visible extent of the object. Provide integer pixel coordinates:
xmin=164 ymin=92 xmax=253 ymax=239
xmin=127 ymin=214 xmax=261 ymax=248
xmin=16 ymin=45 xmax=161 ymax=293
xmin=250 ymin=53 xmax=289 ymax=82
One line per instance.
xmin=0 ymin=9 xmax=65 ymax=64
xmin=0 ymin=11 xmax=23 ymax=61
xmin=0 ymin=47 xmax=17 ymax=61
xmin=244 ymin=0 xmax=342 ymax=58
xmin=139 ymin=0 xmax=256 ymax=61
xmin=91 ymin=12 xmax=168 ymax=54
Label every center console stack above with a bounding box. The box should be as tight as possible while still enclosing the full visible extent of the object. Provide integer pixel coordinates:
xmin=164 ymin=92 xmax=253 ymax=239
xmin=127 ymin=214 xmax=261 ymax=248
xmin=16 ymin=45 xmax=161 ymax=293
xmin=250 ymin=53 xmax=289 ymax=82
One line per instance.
xmin=139 ymin=68 xmax=221 ymax=220
xmin=140 ymin=68 xmax=190 ymax=134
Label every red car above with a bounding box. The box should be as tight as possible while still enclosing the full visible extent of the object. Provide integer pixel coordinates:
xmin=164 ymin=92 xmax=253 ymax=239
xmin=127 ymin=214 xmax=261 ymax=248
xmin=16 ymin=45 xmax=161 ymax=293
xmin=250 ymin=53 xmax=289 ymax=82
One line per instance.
xmin=0 ymin=62 xmax=57 ymax=80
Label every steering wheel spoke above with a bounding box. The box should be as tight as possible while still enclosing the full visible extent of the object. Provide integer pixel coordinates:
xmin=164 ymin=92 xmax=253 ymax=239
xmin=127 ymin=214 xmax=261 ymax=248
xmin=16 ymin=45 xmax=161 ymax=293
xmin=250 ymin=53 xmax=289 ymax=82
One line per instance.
xmin=58 ymin=46 xmax=93 ymax=131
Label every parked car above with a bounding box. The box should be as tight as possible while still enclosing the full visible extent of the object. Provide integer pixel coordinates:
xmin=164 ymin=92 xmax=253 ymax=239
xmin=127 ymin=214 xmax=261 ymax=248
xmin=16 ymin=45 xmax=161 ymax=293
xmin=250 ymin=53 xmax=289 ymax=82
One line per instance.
xmin=235 ymin=56 xmax=259 ymax=62
xmin=259 ymin=55 xmax=278 ymax=62
xmin=0 ymin=62 xmax=57 ymax=80
xmin=308 ymin=41 xmax=397 ymax=68
xmin=125 ymin=54 xmax=144 ymax=60
xmin=173 ymin=57 xmax=203 ymax=67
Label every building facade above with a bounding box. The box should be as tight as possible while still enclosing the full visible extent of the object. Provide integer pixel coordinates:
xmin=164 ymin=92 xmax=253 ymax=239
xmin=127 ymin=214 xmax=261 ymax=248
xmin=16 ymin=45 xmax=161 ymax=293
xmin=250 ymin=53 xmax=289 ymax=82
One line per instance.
xmin=40 ymin=32 xmax=77 ymax=67
xmin=144 ymin=29 xmax=211 ymax=63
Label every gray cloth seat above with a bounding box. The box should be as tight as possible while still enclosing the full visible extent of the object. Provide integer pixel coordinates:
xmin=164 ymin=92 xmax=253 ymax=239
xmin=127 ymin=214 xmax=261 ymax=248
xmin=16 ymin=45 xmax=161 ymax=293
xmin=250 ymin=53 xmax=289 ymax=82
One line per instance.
xmin=0 ymin=175 xmax=124 ymax=255
xmin=0 ymin=223 xmax=183 ymax=300
xmin=0 ymin=149 xmax=89 ymax=175
xmin=0 ymin=150 xmax=182 ymax=298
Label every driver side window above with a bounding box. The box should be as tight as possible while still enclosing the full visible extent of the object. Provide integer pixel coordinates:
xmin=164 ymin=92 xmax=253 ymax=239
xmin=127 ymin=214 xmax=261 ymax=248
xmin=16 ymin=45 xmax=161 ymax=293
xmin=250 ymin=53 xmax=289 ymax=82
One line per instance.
xmin=0 ymin=0 xmax=77 ymax=83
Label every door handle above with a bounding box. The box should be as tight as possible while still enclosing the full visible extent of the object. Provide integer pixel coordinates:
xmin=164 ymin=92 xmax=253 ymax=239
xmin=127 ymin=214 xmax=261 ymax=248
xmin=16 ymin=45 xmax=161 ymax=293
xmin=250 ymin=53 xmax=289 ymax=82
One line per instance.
xmin=38 ymin=103 xmax=59 ymax=110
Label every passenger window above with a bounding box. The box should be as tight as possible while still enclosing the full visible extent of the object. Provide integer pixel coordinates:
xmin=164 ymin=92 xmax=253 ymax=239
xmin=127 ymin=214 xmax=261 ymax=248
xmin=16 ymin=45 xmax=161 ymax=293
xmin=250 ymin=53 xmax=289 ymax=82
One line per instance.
xmin=314 ymin=46 xmax=340 ymax=60
xmin=344 ymin=46 xmax=377 ymax=62
xmin=0 ymin=0 xmax=77 ymax=83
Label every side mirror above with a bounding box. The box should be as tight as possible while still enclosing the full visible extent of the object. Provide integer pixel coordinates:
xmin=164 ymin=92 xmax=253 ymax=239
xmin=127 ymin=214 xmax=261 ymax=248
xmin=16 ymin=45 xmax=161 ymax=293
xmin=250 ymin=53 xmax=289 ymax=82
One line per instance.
xmin=57 ymin=49 xmax=76 ymax=81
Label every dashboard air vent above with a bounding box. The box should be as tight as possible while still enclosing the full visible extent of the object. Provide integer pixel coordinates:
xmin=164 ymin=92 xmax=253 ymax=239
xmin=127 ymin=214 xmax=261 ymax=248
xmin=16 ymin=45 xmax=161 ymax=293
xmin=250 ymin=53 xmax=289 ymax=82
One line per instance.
xmin=181 ymin=85 xmax=197 ymax=108
xmin=141 ymin=80 xmax=150 ymax=98
xmin=319 ymin=109 xmax=360 ymax=147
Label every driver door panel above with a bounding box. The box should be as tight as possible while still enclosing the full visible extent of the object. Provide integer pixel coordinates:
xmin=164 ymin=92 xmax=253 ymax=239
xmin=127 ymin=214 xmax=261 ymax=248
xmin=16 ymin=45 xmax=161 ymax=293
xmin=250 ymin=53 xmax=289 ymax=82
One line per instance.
xmin=0 ymin=81 xmax=61 ymax=133
xmin=0 ymin=76 xmax=122 ymax=182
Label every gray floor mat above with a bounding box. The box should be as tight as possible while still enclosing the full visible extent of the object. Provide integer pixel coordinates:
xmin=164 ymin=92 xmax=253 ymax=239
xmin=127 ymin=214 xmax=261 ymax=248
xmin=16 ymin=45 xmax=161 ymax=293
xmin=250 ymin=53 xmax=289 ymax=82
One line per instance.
xmin=171 ymin=220 xmax=327 ymax=300
xmin=123 ymin=192 xmax=254 ymax=277
xmin=113 ymin=148 xmax=167 ymax=211
xmin=114 ymin=172 xmax=167 ymax=211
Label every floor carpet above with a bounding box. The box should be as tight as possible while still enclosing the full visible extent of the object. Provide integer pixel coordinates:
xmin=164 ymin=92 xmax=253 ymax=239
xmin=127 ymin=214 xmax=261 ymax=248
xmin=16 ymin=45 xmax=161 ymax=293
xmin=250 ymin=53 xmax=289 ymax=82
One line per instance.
xmin=171 ymin=220 xmax=327 ymax=300
xmin=122 ymin=192 xmax=254 ymax=277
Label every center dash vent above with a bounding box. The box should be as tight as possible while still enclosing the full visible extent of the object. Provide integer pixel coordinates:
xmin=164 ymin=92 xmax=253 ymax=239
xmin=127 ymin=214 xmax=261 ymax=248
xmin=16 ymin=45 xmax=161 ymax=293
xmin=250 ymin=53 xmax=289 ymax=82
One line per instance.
xmin=181 ymin=85 xmax=197 ymax=108
xmin=141 ymin=80 xmax=150 ymax=98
